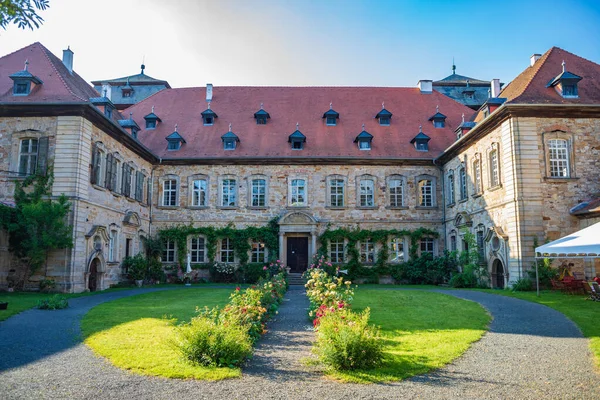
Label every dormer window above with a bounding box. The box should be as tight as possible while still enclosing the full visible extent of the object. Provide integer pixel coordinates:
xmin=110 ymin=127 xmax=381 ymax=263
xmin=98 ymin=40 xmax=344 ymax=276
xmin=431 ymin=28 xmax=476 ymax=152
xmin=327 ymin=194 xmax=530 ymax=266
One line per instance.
xmin=118 ymin=113 xmax=141 ymax=138
xmin=254 ymin=104 xmax=270 ymax=125
xmin=546 ymin=61 xmax=582 ymax=99
xmin=375 ymin=103 xmax=392 ymax=126
xmin=123 ymin=91 xmax=131 ymax=98
xmin=201 ymin=103 xmax=218 ymax=126
xmin=9 ymin=60 xmax=42 ymax=96
xmin=288 ymin=123 xmax=306 ymax=150
xmin=410 ymin=126 xmax=430 ymax=152
xmin=354 ymin=125 xmax=373 ymax=150
xmin=221 ymin=124 xmax=239 ymax=150
xmin=90 ymin=94 xmax=115 ymax=120
xmin=428 ymin=106 xmax=447 ymax=128
xmin=323 ymin=103 xmax=339 ymax=126
xmin=121 ymin=77 xmax=133 ymax=98
xmin=144 ymin=106 xmax=162 ymax=130
xmin=166 ymin=125 xmax=186 ymax=151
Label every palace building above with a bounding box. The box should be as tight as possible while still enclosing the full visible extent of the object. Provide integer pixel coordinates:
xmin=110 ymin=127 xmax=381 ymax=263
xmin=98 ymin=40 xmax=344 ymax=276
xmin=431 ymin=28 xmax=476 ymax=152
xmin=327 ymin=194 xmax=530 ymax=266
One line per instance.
xmin=0 ymin=42 xmax=598 ymax=292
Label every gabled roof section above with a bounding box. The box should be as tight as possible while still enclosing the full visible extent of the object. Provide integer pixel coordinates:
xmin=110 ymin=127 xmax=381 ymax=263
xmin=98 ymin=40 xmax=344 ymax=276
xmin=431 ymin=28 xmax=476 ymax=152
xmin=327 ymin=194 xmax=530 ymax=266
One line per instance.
xmin=254 ymin=108 xmax=270 ymax=118
xmin=91 ymin=70 xmax=171 ymax=88
xmin=375 ymin=105 xmax=392 ymax=118
xmin=0 ymin=42 xmax=100 ymax=103
xmin=221 ymin=130 xmax=239 ymax=142
xmin=410 ymin=128 xmax=430 ymax=144
xmin=428 ymin=108 xmax=447 ymax=121
xmin=201 ymin=104 xmax=218 ymax=118
xmin=144 ymin=106 xmax=162 ymax=122
xmin=118 ymin=117 xmax=141 ymax=130
xmin=546 ymin=69 xmax=582 ymax=88
xmin=288 ymin=129 xmax=306 ymax=142
xmin=166 ymin=130 xmax=186 ymax=143
xmin=323 ymin=104 xmax=339 ymax=119
xmin=434 ymin=73 xmax=489 ymax=86
xmin=354 ymin=129 xmax=373 ymax=142
xmin=499 ymin=47 xmax=600 ymax=104
xmin=9 ymin=65 xmax=43 ymax=84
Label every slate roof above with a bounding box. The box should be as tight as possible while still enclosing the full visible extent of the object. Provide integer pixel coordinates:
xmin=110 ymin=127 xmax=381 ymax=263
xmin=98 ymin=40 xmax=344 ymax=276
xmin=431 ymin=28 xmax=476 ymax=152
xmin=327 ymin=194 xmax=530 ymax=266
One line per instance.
xmin=434 ymin=73 xmax=489 ymax=86
xmin=354 ymin=130 xmax=373 ymax=142
xmin=125 ymin=86 xmax=472 ymax=159
xmin=91 ymin=72 xmax=171 ymax=88
xmin=0 ymin=42 xmax=100 ymax=103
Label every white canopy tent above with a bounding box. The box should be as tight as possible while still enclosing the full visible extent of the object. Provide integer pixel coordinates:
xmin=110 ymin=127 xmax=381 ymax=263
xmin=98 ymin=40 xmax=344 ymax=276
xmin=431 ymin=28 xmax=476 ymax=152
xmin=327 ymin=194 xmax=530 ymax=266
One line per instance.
xmin=534 ymin=221 xmax=600 ymax=295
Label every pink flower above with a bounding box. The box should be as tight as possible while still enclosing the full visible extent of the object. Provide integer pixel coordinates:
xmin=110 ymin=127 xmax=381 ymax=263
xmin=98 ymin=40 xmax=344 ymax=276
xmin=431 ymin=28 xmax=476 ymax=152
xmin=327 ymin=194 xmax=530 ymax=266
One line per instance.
xmin=263 ymin=266 xmax=268 ymax=270
xmin=236 ymin=286 xmax=241 ymax=291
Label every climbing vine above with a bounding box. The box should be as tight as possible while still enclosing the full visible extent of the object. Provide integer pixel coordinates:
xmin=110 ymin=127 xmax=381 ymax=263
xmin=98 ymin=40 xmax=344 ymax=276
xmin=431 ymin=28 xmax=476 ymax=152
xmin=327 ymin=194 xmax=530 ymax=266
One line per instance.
xmin=155 ymin=218 xmax=279 ymax=267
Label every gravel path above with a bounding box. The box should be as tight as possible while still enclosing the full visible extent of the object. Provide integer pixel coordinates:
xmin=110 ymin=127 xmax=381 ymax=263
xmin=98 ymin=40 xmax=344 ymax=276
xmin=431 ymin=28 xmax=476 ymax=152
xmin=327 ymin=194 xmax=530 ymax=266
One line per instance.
xmin=0 ymin=287 xmax=598 ymax=399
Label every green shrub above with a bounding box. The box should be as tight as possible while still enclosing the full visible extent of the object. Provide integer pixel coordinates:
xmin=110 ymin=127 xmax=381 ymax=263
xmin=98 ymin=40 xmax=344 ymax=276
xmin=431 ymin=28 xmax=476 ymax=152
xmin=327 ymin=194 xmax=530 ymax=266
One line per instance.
xmin=39 ymin=278 xmax=56 ymax=292
xmin=512 ymin=277 xmax=534 ymax=292
xmin=37 ymin=294 xmax=68 ymax=310
xmin=147 ymin=258 xmax=165 ymax=282
xmin=315 ymin=308 xmax=384 ymax=370
xmin=527 ymin=258 xmax=557 ymax=289
xmin=126 ymin=254 xmax=148 ymax=281
xmin=174 ymin=315 xmax=252 ymax=367
xmin=391 ymin=251 xmax=457 ymax=285
xmin=209 ymin=262 xmax=237 ymax=283
xmin=240 ymin=263 xmax=265 ymax=283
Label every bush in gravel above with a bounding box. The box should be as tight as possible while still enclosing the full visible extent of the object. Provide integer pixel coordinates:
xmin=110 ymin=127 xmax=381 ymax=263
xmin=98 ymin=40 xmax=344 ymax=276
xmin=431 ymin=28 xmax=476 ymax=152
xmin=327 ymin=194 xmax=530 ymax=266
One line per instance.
xmin=37 ymin=294 xmax=68 ymax=310
xmin=315 ymin=307 xmax=383 ymax=370
xmin=175 ymin=315 xmax=252 ymax=367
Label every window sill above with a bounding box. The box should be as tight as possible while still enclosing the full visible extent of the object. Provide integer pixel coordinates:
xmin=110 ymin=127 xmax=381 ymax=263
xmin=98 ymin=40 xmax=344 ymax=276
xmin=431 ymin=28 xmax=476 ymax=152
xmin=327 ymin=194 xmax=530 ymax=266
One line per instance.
xmin=126 ymin=197 xmax=136 ymax=203
xmin=91 ymin=184 xmax=107 ymax=192
xmin=110 ymin=191 xmax=121 ymax=198
xmin=326 ymin=206 xmax=347 ymax=210
xmin=356 ymin=206 xmax=377 ymax=210
xmin=415 ymin=206 xmax=437 ymax=210
xmin=543 ymin=177 xmax=579 ymax=183
xmin=447 ymin=202 xmax=456 ymax=208
xmin=488 ymin=184 xmax=502 ymax=192
xmin=106 ymin=261 xmax=120 ymax=266
xmin=188 ymin=205 xmax=209 ymax=210
xmin=248 ymin=206 xmax=268 ymax=210
xmin=217 ymin=206 xmax=239 ymax=210
xmin=458 ymin=198 xmax=468 ymax=204
xmin=157 ymin=205 xmax=179 ymax=209
xmin=386 ymin=206 xmax=409 ymax=210
xmin=471 ymin=193 xmax=482 ymax=199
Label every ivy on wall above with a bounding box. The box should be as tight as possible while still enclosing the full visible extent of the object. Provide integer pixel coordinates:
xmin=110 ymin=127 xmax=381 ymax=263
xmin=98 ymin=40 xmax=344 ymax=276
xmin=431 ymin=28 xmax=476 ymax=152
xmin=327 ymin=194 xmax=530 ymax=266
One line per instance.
xmin=317 ymin=226 xmax=440 ymax=278
xmin=156 ymin=218 xmax=279 ymax=267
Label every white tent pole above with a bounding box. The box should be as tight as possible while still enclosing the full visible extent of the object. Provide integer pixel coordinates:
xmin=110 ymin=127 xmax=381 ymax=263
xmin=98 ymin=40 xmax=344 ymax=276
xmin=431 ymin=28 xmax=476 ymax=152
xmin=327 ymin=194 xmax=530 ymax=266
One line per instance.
xmin=535 ymin=255 xmax=540 ymax=297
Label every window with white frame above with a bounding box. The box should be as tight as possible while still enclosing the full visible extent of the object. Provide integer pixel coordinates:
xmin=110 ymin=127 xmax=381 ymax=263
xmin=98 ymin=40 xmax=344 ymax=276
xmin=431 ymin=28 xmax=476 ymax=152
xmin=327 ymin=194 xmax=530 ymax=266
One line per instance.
xmin=163 ymin=240 xmax=176 ymax=263
xmin=390 ymin=237 xmax=405 ymax=263
xmin=489 ymin=148 xmax=500 ymax=187
xmin=19 ymin=138 xmax=38 ymax=176
xmin=420 ymin=238 xmax=434 ymax=255
xmin=450 ymin=234 xmax=457 ymax=252
xmin=359 ymin=178 xmax=375 ymax=207
xmin=418 ymin=179 xmax=433 ymax=207
xmin=330 ymin=239 xmax=345 ymax=263
xmin=290 ymin=179 xmax=306 ymax=206
xmin=329 ymin=177 xmax=345 ymax=207
xmin=251 ymin=241 xmax=266 ymax=263
xmin=220 ymin=238 xmax=234 ymax=263
xmin=221 ymin=178 xmax=237 ymax=207
xmin=548 ymin=139 xmax=570 ymax=178
xmin=447 ymin=172 xmax=455 ymax=205
xmin=251 ymin=178 xmax=266 ymax=207
xmin=192 ymin=179 xmax=208 ymax=207
xmin=162 ymin=179 xmax=177 ymax=206
xmin=190 ymin=236 xmax=205 ymax=263
xmin=473 ymin=157 xmax=482 ymax=195
xmin=459 ymin=166 xmax=467 ymax=200
xmin=360 ymin=239 xmax=375 ymax=263
xmin=109 ymin=229 xmax=117 ymax=262
xmin=388 ymin=177 xmax=404 ymax=207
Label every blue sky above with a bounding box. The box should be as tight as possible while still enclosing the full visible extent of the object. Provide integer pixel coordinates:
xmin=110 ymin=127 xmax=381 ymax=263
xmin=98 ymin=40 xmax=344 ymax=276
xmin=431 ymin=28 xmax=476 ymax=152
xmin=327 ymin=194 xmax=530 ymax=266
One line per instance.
xmin=1 ymin=0 xmax=599 ymax=88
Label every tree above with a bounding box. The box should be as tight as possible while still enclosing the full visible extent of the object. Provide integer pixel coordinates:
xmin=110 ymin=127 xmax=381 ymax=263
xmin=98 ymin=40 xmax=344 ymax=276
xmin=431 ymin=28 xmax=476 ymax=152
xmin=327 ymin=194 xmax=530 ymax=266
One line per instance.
xmin=0 ymin=0 xmax=50 ymax=31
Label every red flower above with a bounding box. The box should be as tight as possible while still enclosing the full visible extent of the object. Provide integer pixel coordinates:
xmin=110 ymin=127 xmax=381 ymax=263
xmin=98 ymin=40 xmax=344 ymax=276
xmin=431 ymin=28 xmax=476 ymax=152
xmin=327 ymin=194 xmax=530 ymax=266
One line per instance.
xmin=236 ymin=286 xmax=241 ymax=291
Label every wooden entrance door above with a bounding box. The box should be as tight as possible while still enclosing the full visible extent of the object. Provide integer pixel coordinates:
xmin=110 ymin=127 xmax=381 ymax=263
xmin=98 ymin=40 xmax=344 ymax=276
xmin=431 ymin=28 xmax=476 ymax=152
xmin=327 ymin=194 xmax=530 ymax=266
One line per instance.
xmin=493 ymin=259 xmax=505 ymax=289
xmin=89 ymin=259 xmax=99 ymax=292
xmin=287 ymin=237 xmax=308 ymax=273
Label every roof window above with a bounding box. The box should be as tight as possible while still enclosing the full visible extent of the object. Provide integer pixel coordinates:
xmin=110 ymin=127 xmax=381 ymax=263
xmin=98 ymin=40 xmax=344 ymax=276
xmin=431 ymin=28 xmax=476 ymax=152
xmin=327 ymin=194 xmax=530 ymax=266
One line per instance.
xmin=9 ymin=60 xmax=42 ymax=96
xmin=428 ymin=106 xmax=447 ymax=128
xmin=121 ymin=77 xmax=133 ymax=97
xmin=375 ymin=102 xmax=392 ymax=126
xmin=323 ymin=103 xmax=339 ymax=126
xmin=288 ymin=123 xmax=306 ymax=150
xmin=144 ymin=106 xmax=162 ymax=129
xmin=546 ymin=60 xmax=582 ymax=98
xmin=166 ymin=124 xmax=186 ymax=151
xmin=410 ymin=126 xmax=430 ymax=152
xmin=201 ymin=102 xmax=218 ymax=125
xmin=90 ymin=90 xmax=116 ymax=119
xmin=354 ymin=124 xmax=373 ymax=150
xmin=118 ymin=112 xmax=141 ymax=138
xmin=221 ymin=124 xmax=239 ymax=150
xmin=254 ymin=103 xmax=270 ymax=125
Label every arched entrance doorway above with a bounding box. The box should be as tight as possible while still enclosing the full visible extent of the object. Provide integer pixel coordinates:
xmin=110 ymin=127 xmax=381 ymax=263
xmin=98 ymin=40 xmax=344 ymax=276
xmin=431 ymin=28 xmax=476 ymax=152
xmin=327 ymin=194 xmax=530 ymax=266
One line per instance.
xmin=492 ymin=259 xmax=505 ymax=289
xmin=89 ymin=258 xmax=100 ymax=292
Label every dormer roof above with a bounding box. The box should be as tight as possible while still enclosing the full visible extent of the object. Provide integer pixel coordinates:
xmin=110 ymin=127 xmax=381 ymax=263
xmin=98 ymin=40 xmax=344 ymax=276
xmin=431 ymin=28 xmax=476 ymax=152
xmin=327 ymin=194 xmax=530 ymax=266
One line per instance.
xmin=221 ymin=130 xmax=239 ymax=142
xmin=410 ymin=131 xmax=430 ymax=144
xmin=118 ymin=118 xmax=141 ymax=130
xmin=428 ymin=111 xmax=447 ymax=121
xmin=353 ymin=129 xmax=373 ymax=142
xmin=166 ymin=130 xmax=186 ymax=143
xmin=144 ymin=112 xmax=162 ymax=122
xmin=254 ymin=108 xmax=271 ymax=119
xmin=9 ymin=68 xmax=43 ymax=84
xmin=375 ymin=108 xmax=392 ymax=118
xmin=201 ymin=107 xmax=218 ymax=118
xmin=288 ymin=129 xmax=306 ymax=143
xmin=546 ymin=70 xmax=582 ymax=88
xmin=322 ymin=108 xmax=339 ymax=119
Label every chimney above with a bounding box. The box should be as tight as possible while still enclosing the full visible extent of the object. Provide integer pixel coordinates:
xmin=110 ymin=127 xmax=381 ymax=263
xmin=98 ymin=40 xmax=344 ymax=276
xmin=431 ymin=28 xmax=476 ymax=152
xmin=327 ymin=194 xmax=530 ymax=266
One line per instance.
xmin=62 ymin=46 xmax=74 ymax=74
xmin=206 ymin=83 xmax=213 ymax=102
xmin=490 ymin=79 xmax=501 ymax=98
xmin=530 ymin=53 xmax=541 ymax=67
xmin=417 ymin=80 xmax=432 ymax=93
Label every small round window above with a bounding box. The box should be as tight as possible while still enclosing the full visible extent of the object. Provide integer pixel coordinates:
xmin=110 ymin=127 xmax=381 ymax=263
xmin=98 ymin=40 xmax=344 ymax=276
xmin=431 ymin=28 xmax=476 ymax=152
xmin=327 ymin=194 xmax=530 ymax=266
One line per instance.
xmin=491 ymin=236 xmax=501 ymax=251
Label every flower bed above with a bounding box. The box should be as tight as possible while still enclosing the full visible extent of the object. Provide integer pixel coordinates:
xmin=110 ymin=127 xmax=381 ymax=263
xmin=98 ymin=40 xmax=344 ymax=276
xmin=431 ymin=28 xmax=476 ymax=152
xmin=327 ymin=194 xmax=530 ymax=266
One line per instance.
xmin=174 ymin=271 xmax=287 ymax=367
xmin=305 ymin=256 xmax=383 ymax=370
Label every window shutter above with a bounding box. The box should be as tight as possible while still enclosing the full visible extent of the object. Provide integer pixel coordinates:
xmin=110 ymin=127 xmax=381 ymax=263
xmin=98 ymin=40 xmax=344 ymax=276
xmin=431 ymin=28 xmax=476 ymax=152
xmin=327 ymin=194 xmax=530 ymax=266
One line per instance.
xmin=90 ymin=144 xmax=99 ymax=185
xmin=112 ymin=158 xmax=118 ymax=192
xmin=105 ymin=153 xmax=113 ymax=189
xmin=36 ymin=136 xmax=49 ymax=176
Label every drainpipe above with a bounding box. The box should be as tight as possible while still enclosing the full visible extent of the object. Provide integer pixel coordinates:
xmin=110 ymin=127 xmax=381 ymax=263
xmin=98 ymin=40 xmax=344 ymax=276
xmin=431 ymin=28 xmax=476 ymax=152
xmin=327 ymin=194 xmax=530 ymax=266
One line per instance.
xmin=148 ymin=159 xmax=161 ymax=237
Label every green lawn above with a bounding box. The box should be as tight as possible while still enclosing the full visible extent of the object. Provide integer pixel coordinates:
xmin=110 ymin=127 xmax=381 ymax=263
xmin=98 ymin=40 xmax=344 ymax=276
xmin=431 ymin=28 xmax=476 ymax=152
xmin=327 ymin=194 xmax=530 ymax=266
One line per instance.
xmin=477 ymin=289 xmax=600 ymax=369
xmin=327 ymin=289 xmax=490 ymax=383
xmin=81 ymin=288 xmax=235 ymax=380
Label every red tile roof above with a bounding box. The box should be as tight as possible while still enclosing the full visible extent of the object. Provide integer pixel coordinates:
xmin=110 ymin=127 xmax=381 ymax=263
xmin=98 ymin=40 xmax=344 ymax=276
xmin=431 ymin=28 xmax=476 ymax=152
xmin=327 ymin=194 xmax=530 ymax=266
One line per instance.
xmin=501 ymin=47 xmax=600 ymax=104
xmin=0 ymin=42 xmax=99 ymax=103
xmin=126 ymin=86 xmax=473 ymax=160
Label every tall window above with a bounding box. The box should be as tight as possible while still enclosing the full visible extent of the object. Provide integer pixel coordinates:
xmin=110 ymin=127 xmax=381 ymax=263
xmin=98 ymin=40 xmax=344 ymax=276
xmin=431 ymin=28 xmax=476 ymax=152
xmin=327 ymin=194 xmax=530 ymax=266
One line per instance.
xmin=390 ymin=237 xmax=404 ymax=263
xmin=192 ymin=179 xmax=207 ymax=207
xmin=251 ymin=179 xmax=266 ymax=207
xmin=420 ymin=238 xmax=434 ymax=255
xmin=251 ymin=241 xmax=266 ymax=263
xmin=450 ymin=234 xmax=457 ymax=252
xmin=447 ymin=172 xmax=455 ymax=205
xmin=190 ymin=237 xmax=205 ymax=263
xmin=329 ymin=178 xmax=345 ymax=207
xmin=359 ymin=178 xmax=375 ymax=207
xmin=135 ymin=171 xmax=145 ymax=202
xmin=459 ymin=167 xmax=467 ymax=200
xmin=121 ymin=164 xmax=132 ymax=197
xmin=220 ymin=238 xmax=234 ymax=263
xmin=221 ymin=179 xmax=237 ymax=207
xmin=490 ymin=149 xmax=500 ymax=187
xmin=548 ymin=139 xmax=570 ymax=178
xmin=291 ymin=179 xmax=306 ymax=206
xmin=163 ymin=240 xmax=176 ymax=263
xmin=473 ymin=159 xmax=482 ymax=195
xmin=330 ymin=239 xmax=345 ymax=263
xmin=109 ymin=229 xmax=117 ymax=262
xmin=90 ymin=143 xmax=102 ymax=185
xmin=389 ymin=177 xmax=404 ymax=207
xmin=476 ymin=229 xmax=485 ymax=262
xmin=418 ymin=179 xmax=433 ymax=207
xmin=162 ymin=179 xmax=177 ymax=206
xmin=360 ymin=240 xmax=375 ymax=263
xmin=19 ymin=139 xmax=38 ymax=176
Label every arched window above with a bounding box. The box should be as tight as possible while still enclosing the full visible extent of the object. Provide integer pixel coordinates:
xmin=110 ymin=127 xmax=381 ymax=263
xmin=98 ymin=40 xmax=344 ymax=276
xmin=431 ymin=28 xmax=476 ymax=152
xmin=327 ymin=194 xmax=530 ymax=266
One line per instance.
xmin=418 ymin=179 xmax=433 ymax=207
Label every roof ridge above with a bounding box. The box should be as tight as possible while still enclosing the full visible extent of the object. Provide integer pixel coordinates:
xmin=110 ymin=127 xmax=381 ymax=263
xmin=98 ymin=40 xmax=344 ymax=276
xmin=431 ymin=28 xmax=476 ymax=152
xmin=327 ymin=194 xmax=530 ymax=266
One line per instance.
xmin=37 ymin=43 xmax=88 ymax=102
xmin=1 ymin=42 xmax=41 ymax=61
xmin=503 ymin=47 xmax=556 ymax=102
